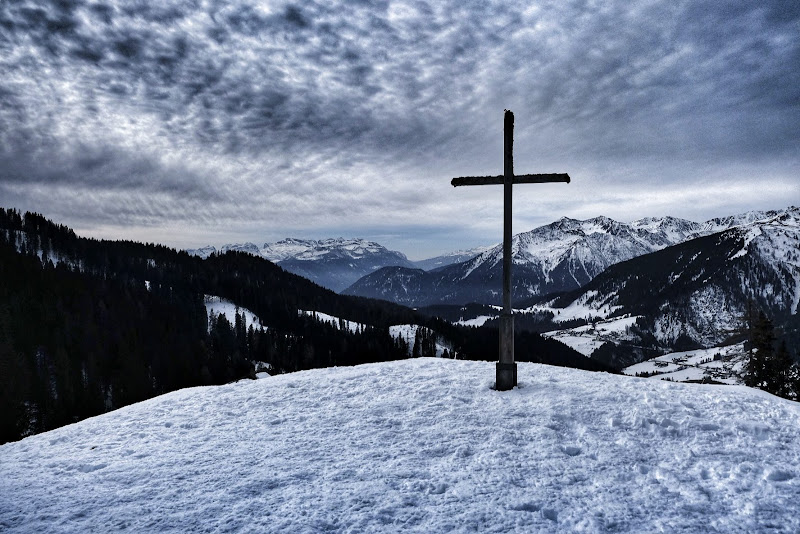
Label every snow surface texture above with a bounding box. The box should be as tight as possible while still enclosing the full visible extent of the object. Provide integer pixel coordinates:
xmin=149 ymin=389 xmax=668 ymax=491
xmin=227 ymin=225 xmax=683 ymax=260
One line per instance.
xmin=2 ymin=359 xmax=799 ymax=533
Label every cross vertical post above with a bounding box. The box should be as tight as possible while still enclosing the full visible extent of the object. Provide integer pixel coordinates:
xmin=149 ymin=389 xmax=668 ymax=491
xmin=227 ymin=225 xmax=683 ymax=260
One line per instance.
xmin=499 ymin=111 xmax=515 ymax=390
xmin=451 ymin=110 xmax=570 ymax=391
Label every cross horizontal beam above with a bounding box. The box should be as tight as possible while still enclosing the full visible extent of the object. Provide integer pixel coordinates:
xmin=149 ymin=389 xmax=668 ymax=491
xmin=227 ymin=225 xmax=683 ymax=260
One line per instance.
xmin=451 ymin=173 xmax=571 ymax=187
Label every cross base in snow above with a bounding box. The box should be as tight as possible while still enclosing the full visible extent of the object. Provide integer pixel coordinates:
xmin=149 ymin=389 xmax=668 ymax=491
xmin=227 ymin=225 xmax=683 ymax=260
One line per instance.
xmin=451 ymin=110 xmax=570 ymax=391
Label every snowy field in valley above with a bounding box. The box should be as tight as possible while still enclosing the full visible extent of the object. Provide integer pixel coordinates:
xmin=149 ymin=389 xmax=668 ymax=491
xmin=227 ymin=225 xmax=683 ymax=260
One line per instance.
xmin=2 ymin=359 xmax=799 ymax=533
xmin=624 ymin=343 xmax=747 ymax=384
xmin=542 ymin=315 xmax=642 ymax=356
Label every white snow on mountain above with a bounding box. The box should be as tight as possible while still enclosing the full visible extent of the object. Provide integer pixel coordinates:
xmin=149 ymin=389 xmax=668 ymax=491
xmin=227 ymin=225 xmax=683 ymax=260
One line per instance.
xmin=447 ymin=207 xmax=796 ymax=290
xmin=461 ymin=214 xmax=704 ymax=287
xmin=184 ymin=244 xmax=217 ymax=258
xmin=2 ymin=359 xmax=799 ymax=532
xmin=454 ymin=315 xmax=495 ymax=327
xmin=523 ymin=290 xmax=623 ymax=324
xmin=188 ymin=237 xmax=409 ymax=264
xmin=388 ymin=323 xmax=419 ymax=345
xmin=259 ymin=238 xmax=318 ymax=262
xmin=653 ymin=209 xmax=800 ymax=346
xmin=189 ymin=237 xmax=414 ymax=291
xmin=700 ymin=208 xmax=787 ymax=235
xmin=732 ymin=208 xmax=800 ymax=314
xmin=288 ymin=238 xmax=404 ymax=262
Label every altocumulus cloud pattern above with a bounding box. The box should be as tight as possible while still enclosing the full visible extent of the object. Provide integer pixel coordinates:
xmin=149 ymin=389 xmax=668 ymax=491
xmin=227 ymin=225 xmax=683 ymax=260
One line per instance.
xmin=0 ymin=1 xmax=798 ymax=251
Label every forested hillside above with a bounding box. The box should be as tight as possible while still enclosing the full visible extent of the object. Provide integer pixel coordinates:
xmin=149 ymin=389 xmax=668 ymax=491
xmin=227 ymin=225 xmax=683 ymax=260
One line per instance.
xmin=0 ymin=209 xmax=605 ymax=443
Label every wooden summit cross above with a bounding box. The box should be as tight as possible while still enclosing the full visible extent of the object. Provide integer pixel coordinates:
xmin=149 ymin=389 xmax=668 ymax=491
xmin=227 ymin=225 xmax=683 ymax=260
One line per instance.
xmin=451 ymin=110 xmax=570 ymax=391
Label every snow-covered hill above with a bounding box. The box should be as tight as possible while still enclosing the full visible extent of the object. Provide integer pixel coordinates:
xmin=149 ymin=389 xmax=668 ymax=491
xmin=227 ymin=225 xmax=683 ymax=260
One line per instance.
xmin=2 ymin=359 xmax=798 ymax=532
xmin=188 ymin=238 xmax=415 ymax=292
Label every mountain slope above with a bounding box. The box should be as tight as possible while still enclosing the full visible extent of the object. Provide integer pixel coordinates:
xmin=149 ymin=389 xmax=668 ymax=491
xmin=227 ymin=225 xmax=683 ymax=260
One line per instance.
xmin=538 ymin=208 xmax=800 ymax=365
xmin=412 ymin=245 xmax=494 ymax=271
xmin=2 ymin=359 xmax=799 ymax=533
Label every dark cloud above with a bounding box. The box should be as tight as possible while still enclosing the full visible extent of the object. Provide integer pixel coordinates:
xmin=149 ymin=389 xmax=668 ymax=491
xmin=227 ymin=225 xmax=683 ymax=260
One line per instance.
xmin=0 ymin=0 xmax=797 ymax=253
xmin=0 ymin=141 xmax=217 ymax=200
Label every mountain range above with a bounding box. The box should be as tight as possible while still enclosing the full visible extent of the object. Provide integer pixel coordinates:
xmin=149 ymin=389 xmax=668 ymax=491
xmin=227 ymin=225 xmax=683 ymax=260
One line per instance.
xmin=184 ymin=207 xmax=798 ymax=367
xmin=188 ymin=238 xmax=416 ymax=292
xmin=343 ymin=208 xmax=794 ymax=307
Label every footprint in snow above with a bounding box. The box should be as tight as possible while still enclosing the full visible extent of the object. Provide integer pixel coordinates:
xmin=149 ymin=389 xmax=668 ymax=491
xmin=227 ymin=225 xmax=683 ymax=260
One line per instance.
xmin=542 ymin=508 xmax=558 ymax=522
xmin=76 ymin=463 xmax=107 ymax=473
xmin=766 ymin=470 xmax=794 ymax=482
xmin=510 ymin=502 xmax=540 ymax=513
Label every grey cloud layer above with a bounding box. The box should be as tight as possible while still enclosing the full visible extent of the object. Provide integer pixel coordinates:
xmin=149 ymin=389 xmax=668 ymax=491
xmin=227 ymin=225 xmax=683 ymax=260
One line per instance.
xmin=0 ymin=0 xmax=797 ymax=249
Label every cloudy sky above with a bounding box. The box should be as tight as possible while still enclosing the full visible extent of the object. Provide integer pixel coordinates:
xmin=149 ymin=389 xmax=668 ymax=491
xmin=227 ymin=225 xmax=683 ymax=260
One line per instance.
xmin=1 ymin=0 xmax=798 ymax=259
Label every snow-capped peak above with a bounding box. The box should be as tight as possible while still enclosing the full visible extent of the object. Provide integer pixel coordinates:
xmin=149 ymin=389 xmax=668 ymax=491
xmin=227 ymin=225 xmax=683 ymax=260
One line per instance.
xmin=265 ymin=237 xmax=407 ymax=262
xmin=260 ymin=238 xmax=319 ymax=263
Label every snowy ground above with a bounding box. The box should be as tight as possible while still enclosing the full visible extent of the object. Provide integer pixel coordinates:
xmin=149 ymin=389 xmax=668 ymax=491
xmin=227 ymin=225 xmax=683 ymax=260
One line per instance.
xmin=2 ymin=359 xmax=799 ymax=533
xmin=624 ymin=343 xmax=747 ymax=384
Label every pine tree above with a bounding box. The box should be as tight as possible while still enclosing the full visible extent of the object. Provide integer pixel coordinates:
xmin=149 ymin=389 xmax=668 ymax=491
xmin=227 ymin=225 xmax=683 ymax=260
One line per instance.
xmin=772 ymin=341 xmax=796 ymax=399
xmin=745 ymin=311 xmax=775 ymax=390
xmin=744 ymin=311 xmax=796 ymax=399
